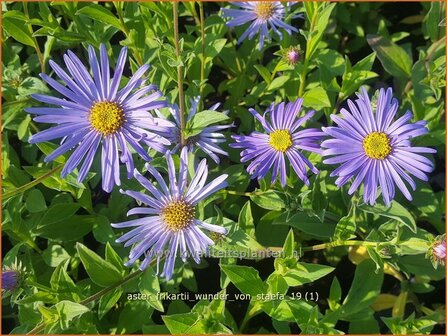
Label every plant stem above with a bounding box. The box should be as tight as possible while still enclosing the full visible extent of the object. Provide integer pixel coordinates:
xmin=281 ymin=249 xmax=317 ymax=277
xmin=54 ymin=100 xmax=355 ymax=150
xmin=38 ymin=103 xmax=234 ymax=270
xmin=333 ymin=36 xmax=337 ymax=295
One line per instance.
xmin=173 ymin=2 xmax=186 ymax=147
xmin=27 ymin=269 xmax=143 ymax=334
xmin=115 ymin=3 xmax=144 ymax=67
xmin=301 ymin=240 xmax=380 ymax=252
xmin=3 ymin=164 xmax=63 ymax=201
xmin=23 ymin=2 xmax=45 ymax=73
xmin=199 ymin=1 xmax=205 ymax=97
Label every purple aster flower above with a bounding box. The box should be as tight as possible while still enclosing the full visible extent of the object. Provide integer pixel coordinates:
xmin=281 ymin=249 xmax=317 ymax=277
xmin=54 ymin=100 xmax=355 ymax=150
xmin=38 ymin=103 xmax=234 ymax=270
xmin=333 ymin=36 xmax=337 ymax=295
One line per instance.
xmin=111 ymin=147 xmax=228 ymax=280
xmin=322 ymin=87 xmax=437 ymax=206
xmin=26 ymin=44 xmax=173 ymax=192
xmin=222 ymin=1 xmax=298 ymax=50
xmin=2 ymin=270 xmax=19 ymax=292
xmin=230 ymin=99 xmax=324 ymax=186
xmin=427 ymin=234 xmax=445 ymax=269
xmin=155 ymin=96 xmax=232 ymax=164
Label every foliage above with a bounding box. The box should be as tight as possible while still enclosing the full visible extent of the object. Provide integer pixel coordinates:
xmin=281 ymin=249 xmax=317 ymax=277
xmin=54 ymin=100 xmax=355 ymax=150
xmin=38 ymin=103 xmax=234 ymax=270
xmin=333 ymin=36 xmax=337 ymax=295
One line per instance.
xmin=1 ymin=1 xmax=445 ymax=334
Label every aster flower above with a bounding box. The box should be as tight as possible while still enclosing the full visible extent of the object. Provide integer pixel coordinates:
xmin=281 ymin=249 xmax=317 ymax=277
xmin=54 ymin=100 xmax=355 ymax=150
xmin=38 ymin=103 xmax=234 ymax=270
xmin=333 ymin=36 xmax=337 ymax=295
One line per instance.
xmin=2 ymin=270 xmax=19 ymax=292
xmin=427 ymin=234 xmax=446 ymax=269
xmin=2 ymin=259 xmax=25 ymax=295
xmin=230 ymin=99 xmax=324 ymax=186
xmin=155 ymin=96 xmax=232 ymax=164
xmin=322 ymin=87 xmax=436 ymax=206
xmin=221 ymin=1 xmax=298 ymax=50
xmin=282 ymin=46 xmax=302 ymax=65
xmin=112 ymin=147 xmax=228 ymax=280
xmin=26 ymin=44 xmax=173 ymax=192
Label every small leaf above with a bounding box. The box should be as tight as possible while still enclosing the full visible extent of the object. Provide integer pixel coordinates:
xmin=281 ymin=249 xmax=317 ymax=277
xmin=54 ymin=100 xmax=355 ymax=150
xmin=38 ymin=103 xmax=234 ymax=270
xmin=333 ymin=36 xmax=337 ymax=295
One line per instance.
xmin=238 ymin=201 xmax=255 ymax=237
xmin=303 ymin=87 xmax=331 ymax=110
xmin=77 ymin=4 xmax=122 ymax=30
xmin=76 ymin=243 xmax=122 ymax=287
xmin=138 ymin=267 xmax=164 ymax=312
xmin=185 ymin=110 xmax=229 ymax=137
xmin=250 ymin=190 xmax=285 ymax=210
xmin=98 ymin=288 xmax=123 ymax=320
xmin=367 ymin=34 xmax=412 ymax=78
xmin=55 ymin=301 xmax=89 ymax=330
xmin=333 ymin=205 xmax=356 ymax=241
xmin=25 ymin=189 xmax=47 ymax=213
xmin=341 ymin=259 xmax=384 ymax=319
xmin=3 ymin=17 xmax=35 ymax=47
xmin=220 ymin=264 xmax=266 ymax=296
xmin=358 ymin=201 xmax=417 ymax=233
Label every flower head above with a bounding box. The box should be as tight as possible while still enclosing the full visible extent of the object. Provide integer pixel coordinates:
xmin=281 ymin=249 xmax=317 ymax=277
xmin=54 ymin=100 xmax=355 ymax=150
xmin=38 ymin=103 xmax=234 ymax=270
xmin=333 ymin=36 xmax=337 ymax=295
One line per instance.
xmin=222 ymin=1 xmax=298 ymax=50
xmin=231 ymin=99 xmax=324 ymax=186
xmin=26 ymin=44 xmax=173 ymax=192
xmin=2 ymin=259 xmax=26 ymax=294
xmin=155 ymin=97 xmax=232 ymax=163
xmin=112 ymin=148 xmax=228 ymax=280
xmin=2 ymin=270 xmax=19 ymax=292
xmin=322 ymin=87 xmax=436 ymax=206
xmin=427 ymin=234 xmax=446 ymax=269
xmin=283 ymin=46 xmax=302 ymax=65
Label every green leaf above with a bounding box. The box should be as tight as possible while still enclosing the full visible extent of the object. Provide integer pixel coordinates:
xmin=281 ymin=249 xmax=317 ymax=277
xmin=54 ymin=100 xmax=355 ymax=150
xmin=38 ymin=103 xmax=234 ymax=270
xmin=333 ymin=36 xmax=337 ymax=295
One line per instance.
xmin=423 ymin=2 xmax=445 ymax=42
xmin=55 ymin=301 xmax=89 ymax=330
xmin=333 ymin=205 xmax=356 ymax=241
xmin=238 ymin=201 xmax=255 ymax=237
xmin=303 ymin=87 xmax=331 ymax=110
xmin=98 ymin=288 xmax=123 ymax=320
xmin=274 ymin=210 xmax=335 ymax=238
xmin=306 ymin=3 xmax=336 ymax=60
xmin=185 ymin=110 xmax=229 ymax=137
xmin=267 ymin=75 xmax=289 ymax=92
xmin=254 ymin=64 xmax=272 ymax=85
xmin=341 ymin=259 xmax=384 ymax=320
xmin=25 ymin=189 xmax=47 ymax=213
xmin=76 ymin=243 xmax=122 ymax=287
xmin=367 ymin=34 xmax=412 ymax=78
xmin=282 ymin=262 xmax=334 ymax=287
xmin=220 ymin=264 xmax=266 ymax=296
xmin=328 ymin=277 xmax=342 ymax=310
xmin=138 ymin=267 xmax=164 ymax=312
xmin=250 ymin=190 xmax=285 ymax=210
xmin=35 ymin=214 xmax=97 ymax=241
xmin=282 ymin=229 xmax=295 ymax=258
xmin=77 ymin=4 xmax=122 ymax=30
xmin=358 ymin=201 xmax=417 ymax=233
xmin=162 ymin=312 xmax=205 ymax=334
xmin=38 ymin=203 xmax=80 ymax=226
xmin=3 ymin=17 xmax=35 ymax=47
xmin=42 ymin=244 xmax=70 ymax=267
xmin=105 ymin=242 xmax=125 ymax=273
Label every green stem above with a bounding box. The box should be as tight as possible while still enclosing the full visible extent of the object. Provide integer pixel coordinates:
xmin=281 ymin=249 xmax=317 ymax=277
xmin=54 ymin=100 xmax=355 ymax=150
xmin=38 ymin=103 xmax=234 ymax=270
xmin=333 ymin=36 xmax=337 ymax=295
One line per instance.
xmin=297 ymin=7 xmax=319 ymax=97
xmin=3 ymin=165 xmax=63 ymax=201
xmin=221 ymin=189 xmax=264 ymax=197
xmin=23 ymin=2 xmax=45 ymax=73
xmin=173 ymin=2 xmax=186 ymax=147
xmin=199 ymin=1 xmax=205 ymax=98
xmin=240 ymin=301 xmax=262 ymax=333
xmin=27 ymin=269 xmax=143 ymax=335
xmin=115 ymin=3 xmax=144 ymax=67
xmin=301 ymin=240 xmax=380 ymax=252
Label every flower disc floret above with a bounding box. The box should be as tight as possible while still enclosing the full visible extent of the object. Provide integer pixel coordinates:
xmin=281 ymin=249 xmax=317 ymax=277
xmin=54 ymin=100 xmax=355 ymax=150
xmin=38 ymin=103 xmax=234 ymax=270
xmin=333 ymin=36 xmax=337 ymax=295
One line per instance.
xmin=362 ymin=132 xmax=391 ymax=159
xmin=161 ymin=200 xmax=195 ymax=232
xmin=89 ymin=101 xmax=125 ymax=136
xmin=269 ymin=129 xmax=292 ymax=152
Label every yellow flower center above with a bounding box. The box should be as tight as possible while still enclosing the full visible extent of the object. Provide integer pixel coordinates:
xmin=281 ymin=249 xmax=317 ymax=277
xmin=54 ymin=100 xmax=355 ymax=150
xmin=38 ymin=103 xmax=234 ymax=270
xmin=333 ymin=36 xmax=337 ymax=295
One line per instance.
xmin=89 ymin=101 xmax=125 ymax=136
xmin=269 ymin=129 xmax=293 ymax=152
xmin=254 ymin=1 xmax=274 ymax=20
xmin=362 ymin=132 xmax=392 ymax=160
xmin=161 ymin=201 xmax=195 ymax=232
